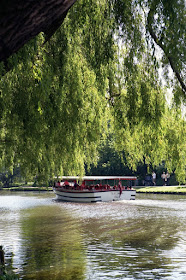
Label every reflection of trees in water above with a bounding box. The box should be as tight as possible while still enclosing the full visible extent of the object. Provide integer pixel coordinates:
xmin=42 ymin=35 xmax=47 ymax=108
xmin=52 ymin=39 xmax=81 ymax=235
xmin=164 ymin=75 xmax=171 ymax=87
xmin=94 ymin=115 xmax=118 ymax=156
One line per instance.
xmin=82 ymin=215 xmax=180 ymax=278
xmin=20 ymin=205 xmax=86 ymax=280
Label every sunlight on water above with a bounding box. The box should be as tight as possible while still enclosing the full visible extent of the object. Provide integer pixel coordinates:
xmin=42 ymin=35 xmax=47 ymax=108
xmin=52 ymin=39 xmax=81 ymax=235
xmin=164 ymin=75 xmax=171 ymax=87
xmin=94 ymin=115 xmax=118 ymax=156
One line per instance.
xmin=0 ymin=192 xmax=186 ymax=280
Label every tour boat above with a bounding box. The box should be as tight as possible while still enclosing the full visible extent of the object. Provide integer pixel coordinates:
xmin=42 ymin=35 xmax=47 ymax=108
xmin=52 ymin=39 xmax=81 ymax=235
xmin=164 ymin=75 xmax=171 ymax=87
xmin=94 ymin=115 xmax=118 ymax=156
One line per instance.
xmin=53 ymin=176 xmax=137 ymax=203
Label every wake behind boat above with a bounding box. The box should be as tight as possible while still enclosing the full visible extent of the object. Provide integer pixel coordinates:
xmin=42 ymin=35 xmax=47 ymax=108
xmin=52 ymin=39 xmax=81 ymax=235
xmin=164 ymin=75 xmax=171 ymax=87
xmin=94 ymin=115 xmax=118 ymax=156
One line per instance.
xmin=53 ymin=176 xmax=136 ymax=202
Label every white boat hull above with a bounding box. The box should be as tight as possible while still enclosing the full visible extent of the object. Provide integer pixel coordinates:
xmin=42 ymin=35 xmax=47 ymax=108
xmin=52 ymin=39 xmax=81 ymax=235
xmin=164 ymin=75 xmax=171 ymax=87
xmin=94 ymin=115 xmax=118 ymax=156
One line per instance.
xmin=53 ymin=188 xmax=136 ymax=203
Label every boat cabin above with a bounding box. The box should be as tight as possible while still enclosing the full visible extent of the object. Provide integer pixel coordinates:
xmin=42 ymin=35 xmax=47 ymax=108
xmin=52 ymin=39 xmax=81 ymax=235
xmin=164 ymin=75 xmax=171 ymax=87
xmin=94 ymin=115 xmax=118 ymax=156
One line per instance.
xmin=54 ymin=176 xmax=136 ymax=191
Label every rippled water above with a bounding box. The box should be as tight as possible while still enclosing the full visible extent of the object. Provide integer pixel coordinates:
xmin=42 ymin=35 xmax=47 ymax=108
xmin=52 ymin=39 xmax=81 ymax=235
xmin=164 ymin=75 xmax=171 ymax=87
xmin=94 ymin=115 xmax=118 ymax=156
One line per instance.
xmin=0 ymin=191 xmax=186 ymax=280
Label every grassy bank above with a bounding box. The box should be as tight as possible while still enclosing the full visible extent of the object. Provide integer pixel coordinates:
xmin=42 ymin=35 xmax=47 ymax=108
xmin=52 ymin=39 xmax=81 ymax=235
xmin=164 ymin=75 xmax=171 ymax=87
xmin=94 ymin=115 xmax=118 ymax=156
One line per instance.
xmin=136 ymin=185 xmax=186 ymax=194
xmin=1 ymin=186 xmax=53 ymax=192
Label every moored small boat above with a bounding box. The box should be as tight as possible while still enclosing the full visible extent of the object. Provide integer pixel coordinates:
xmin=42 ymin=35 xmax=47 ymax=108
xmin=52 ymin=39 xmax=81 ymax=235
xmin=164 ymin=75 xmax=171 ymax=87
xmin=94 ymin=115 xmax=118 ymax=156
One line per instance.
xmin=53 ymin=176 xmax=136 ymax=203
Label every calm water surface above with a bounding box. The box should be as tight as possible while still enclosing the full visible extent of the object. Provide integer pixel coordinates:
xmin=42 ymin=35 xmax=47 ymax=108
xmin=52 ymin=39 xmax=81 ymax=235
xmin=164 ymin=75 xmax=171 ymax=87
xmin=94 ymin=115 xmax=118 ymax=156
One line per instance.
xmin=0 ymin=191 xmax=186 ymax=280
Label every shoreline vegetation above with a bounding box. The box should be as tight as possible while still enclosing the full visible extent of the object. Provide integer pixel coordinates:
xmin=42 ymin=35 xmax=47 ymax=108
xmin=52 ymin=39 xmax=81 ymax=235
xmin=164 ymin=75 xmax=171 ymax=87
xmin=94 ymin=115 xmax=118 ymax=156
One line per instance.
xmin=0 ymin=186 xmax=53 ymax=192
xmin=136 ymin=185 xmax=186 ymax=195
xmin=0 ymin=185 xmax=186 ymax=194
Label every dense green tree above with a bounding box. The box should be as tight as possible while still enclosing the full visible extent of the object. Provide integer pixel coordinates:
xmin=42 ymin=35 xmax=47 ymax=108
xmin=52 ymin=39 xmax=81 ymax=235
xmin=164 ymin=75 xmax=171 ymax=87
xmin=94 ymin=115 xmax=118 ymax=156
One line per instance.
xmin=0 ymin=0 xmax=185 ymax=183
xmin=86 ymin=136 xmax=133 ymax=176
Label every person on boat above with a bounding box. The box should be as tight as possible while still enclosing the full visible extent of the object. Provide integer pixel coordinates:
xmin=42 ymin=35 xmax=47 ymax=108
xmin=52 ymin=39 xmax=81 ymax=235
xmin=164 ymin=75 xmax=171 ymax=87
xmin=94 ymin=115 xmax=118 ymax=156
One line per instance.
xmin=102 ymin=184 xmax=106 ymax=190
xmin=95 ymin=184 xmax=100 ymax=190
xmin=107 ymin=184 xmax=111 ymax=190
xmin=81 ymin=180 xmax=85 ymax=189
xmin=118 ymin=180 xmax=122 ymax=195
xmin=64 ymin=180 xmax=70 ymax=188
xmin=74 ymin=180 xmax=78 ymax=189
xmin=118 ymin=180 xmax=122 ymax=188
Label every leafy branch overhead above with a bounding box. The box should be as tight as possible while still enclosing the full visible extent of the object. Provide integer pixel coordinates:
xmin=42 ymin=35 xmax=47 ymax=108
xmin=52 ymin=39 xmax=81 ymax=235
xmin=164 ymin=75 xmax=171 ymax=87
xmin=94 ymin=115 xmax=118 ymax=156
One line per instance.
xmin=0 ymin=0 xmax=185 ymax=98
xmin=147 ymin=0 xmax=186 ymax=96
xmin=0 ymin=0 xmax=185 ymax=183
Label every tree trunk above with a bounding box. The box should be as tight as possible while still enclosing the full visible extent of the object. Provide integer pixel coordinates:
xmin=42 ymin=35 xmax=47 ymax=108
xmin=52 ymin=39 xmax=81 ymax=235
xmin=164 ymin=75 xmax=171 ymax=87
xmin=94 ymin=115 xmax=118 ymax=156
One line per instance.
xmin=0 ymin=0 xmax=77 ymax=62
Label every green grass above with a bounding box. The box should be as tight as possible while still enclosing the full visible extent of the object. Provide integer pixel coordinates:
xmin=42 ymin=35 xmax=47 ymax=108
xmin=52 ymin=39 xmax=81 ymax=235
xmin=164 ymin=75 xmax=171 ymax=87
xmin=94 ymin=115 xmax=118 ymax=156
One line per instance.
xmin=136 ymin=186 xmax=186 ymax=194
xmin=4 ymin=186 xmax=53 ymax=192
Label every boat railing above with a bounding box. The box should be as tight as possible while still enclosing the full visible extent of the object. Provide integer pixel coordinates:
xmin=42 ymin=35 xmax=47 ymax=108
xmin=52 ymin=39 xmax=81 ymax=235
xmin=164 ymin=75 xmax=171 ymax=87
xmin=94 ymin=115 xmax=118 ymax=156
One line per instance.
xmin=54 ymin=183 xmax=133 ymax=191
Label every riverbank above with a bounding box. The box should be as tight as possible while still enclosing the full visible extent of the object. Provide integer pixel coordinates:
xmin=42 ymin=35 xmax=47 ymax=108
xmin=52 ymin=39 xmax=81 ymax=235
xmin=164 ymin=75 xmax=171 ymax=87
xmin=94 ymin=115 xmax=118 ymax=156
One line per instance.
xmin=1 ymin=185 xmax=186 ymax=194
xmin=0 ymin=186 xmax=53 ymax=192
xmin=136 ymin=185 xmax=186 ymax=195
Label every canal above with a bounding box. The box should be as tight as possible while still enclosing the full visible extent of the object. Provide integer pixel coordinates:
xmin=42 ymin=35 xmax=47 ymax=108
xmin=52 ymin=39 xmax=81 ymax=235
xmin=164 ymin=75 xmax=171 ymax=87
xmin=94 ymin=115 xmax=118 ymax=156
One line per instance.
xmin=0 ymin=191 xmax=186 ymax=279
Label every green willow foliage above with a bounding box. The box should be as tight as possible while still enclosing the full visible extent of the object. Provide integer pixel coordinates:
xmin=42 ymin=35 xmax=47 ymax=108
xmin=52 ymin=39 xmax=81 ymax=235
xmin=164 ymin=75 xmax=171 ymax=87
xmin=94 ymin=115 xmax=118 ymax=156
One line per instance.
xmin=0 ymin=0 xmax=185 ymax=183
xmin=0 ymin=0 xmax=113 ymax=182
xmin=113 ymin=0 xmax=186 ymax=102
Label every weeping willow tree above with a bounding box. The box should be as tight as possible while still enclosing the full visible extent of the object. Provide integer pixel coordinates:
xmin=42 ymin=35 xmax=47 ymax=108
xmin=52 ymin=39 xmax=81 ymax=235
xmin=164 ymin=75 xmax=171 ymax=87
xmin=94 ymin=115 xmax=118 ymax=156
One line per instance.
xmin=0 ymin=0 xmax=185 ymax=183
xmin=111 ymin=50 xmax=185 ymax=183
xmin=0 ymin=0 xmax=114 ymax=182
xmin=110 ymin=0 xmax=186 ymax=183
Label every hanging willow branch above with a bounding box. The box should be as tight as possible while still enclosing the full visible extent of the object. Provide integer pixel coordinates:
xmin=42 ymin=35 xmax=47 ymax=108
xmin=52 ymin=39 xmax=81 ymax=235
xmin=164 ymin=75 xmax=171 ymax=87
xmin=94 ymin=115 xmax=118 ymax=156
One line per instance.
xmin=147 ymin=13 xmax=186 ymax=95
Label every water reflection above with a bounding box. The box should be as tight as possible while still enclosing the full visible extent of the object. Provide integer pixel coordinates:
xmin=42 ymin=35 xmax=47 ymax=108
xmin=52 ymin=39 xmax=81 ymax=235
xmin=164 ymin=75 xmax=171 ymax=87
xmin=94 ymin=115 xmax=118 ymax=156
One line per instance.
xmin=20 ymin=205 xmax=86 ymax=280
xmin=0 ymin=192 xmax=186 ymax=280
xmin=77 ymin=208 xmax=182 ymax=279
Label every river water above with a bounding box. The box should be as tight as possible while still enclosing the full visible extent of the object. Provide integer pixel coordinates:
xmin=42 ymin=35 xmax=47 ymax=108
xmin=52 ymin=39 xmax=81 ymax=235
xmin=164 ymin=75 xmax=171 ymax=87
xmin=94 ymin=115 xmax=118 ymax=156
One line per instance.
xmin=0 ymin=191 xmax=186 ymax=280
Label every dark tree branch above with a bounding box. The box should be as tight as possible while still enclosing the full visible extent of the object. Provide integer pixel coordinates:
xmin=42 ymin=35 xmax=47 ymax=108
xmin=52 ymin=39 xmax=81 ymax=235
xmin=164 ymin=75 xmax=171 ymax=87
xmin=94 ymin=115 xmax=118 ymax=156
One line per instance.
xmin=0 ymin=0 xmax=77 ymax=63
xmin=147 ymin=15 xmax=186 ymax=95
